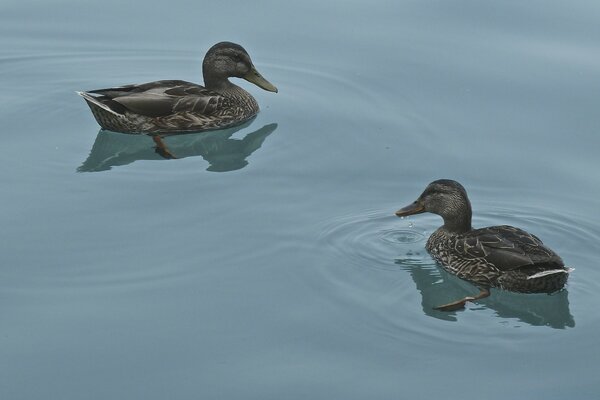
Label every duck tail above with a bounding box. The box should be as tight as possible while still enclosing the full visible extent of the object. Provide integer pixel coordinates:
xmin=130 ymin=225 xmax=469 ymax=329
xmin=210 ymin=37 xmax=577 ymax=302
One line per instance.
xmin=76 ymin=91 xmax=123 ymax=117
xmin=527 ymin=267 xmax=574 ymax=280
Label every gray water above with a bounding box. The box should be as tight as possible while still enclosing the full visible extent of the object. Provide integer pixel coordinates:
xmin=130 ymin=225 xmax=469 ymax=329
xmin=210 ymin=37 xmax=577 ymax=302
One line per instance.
xmin=2 ymin=1 xmax=600 ymax=399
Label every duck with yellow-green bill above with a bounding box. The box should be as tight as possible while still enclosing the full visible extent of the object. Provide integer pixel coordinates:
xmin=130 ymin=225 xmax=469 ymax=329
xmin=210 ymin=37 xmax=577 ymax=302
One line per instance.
xmin=77 ymin=42 xmax=277 ymax=134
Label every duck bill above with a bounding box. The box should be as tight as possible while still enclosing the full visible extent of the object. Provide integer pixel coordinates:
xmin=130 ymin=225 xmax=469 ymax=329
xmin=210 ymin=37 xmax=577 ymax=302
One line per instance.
xmin=395 ymin=201 xmax=425 ymax=217
xmin=244 ymin=66 xmax=278 ymax=93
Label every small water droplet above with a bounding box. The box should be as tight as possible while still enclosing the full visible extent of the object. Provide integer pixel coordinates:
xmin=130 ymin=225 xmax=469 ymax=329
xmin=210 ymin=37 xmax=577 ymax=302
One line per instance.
xmin=408 ymin=222 xmax=414 ymax=228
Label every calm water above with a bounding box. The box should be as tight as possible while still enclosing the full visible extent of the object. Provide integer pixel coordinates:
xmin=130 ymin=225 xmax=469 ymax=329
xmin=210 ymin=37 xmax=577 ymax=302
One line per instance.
xmin=2 ymin=1 xmax=600 ymax=399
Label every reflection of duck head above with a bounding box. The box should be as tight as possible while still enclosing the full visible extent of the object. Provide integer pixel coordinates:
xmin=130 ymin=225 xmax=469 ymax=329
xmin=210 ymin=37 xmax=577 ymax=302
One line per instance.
xmin=77 ymin=122 xmax=277 ymax=172
xmin=396 ymin=256 xmax=575 ymax=328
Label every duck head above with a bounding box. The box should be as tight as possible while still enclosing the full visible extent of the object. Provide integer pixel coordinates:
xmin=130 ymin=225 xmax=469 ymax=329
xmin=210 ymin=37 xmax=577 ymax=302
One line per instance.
xmin=395 ymin=179 xmax=473 ymax=233
xmin=202 ymin=42 xmax=278 ymax=93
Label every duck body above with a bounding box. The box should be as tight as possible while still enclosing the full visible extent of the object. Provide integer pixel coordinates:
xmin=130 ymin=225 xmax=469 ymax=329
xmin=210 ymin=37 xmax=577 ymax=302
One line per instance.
xmin=426 ymin=225 xmax=568 ymax=294
xmin=396 ymin=180 xmax=570 ymax=310
xmin=78 ymin=42 xmax=277 ymax=134
xmin=79 ymin=80 xmax=259 ymax=133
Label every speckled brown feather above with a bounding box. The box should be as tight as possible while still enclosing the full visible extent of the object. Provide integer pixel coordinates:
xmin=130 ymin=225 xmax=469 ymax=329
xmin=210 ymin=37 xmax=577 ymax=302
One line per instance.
xmin=80 ymin=81 xmax=259 ymax=134
xmin=426 ymin=224 xmax=568 ymax=292
xmin=78 ymin=42 xmax=276 ymax=134
xmin=397 ymin=180 xmax=570 ymax=295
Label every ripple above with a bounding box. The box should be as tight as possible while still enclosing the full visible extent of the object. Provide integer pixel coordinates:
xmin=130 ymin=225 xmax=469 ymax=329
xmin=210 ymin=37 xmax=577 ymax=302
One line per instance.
xmin=379 ymin=229 xmax=424 ymax=244
xmin=318 ymin=208 xmax=430 ymax=271
xmin=317 ymin=202 xmax=600 ymax=335
xmin=248 ymin=61 xmax=433 ymax=145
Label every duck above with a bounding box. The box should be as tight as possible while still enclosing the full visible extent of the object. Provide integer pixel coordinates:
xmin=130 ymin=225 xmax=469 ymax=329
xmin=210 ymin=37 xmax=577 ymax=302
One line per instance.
xmin=77 ymin=42 xmax=277 ymax=134
xmin=395 ymin=179 xmax=571 ymax=311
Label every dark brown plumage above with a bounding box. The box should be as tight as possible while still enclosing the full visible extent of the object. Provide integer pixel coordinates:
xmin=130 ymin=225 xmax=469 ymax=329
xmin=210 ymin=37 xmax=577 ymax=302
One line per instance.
xmin=77 ymin=42 xmax=277 ymax=134
xmin=395 ymin=179 xmax=571 ymax=311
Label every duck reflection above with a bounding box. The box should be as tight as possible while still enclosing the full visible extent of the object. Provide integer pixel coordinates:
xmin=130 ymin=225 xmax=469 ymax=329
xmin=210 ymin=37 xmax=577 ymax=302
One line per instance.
xmin=78 ymin=122 xmax=277 ymax=172
xmin=396 ymin=257 xmax=575 ymax=328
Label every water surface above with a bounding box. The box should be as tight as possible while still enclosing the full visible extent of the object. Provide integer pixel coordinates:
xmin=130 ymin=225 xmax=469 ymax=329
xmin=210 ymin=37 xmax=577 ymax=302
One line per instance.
xmin=1 ymin=1 xmax=600 ymax=399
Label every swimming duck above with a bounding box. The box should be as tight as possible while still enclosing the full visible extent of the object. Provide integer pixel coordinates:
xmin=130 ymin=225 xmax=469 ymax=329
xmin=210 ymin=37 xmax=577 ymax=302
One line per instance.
xmin=395 ymin=179 xmax=571 ymax=311
xmin=77 ymin=42 xmax=277 ymax=134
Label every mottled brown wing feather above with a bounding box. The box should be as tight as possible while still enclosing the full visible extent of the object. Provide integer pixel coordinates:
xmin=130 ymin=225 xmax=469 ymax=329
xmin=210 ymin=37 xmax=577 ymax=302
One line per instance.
xmin=112 ymin=95 xmax=179 ymax=117
xmin=89 ymin=80 xmax=227 ymax=118
xmin=458 ymin=225 xmax=563 ymax=271
xmin=88 ymin=80 xmax=188 ymax=96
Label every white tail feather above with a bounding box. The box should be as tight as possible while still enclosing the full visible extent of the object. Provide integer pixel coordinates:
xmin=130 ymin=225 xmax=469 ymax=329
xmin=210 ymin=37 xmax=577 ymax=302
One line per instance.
xmin=76 ymin=91 xmax=122 ymax=116
xmin=527 ymin=267 xmax=574 ymax=280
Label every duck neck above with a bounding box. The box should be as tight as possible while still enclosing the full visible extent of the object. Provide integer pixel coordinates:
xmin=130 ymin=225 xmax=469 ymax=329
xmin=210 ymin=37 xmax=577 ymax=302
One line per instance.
xmin=203 ymin=74 xmax=236 ymax=92
xmin=203 ymin=75 xmax=253 ymax=102
xmin=442 ymin=218 xmax=472 ymax=234
xmin=441 ymin=206 xmax=472 ymax=234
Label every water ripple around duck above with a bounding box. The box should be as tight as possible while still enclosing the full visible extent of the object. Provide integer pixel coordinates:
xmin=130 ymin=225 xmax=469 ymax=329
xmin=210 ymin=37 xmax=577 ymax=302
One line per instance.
xmin=316 ymin=202 xmax=600 ymax=338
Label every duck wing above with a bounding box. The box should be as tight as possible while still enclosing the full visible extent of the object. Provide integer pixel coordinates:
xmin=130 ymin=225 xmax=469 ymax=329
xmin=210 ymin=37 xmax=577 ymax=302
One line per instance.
xmin=457 ymin=225 xmax=563 ymax=271
xmin=87 ymin=80 xmax=227 ymax=118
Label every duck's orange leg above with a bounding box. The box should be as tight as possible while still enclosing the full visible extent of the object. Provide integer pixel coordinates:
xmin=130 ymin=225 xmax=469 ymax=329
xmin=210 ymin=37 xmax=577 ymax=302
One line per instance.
xmin=434 ymin=288 xmax=490 ymax=311
xmin=152 ymin=136 xmax=178 ymax=159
